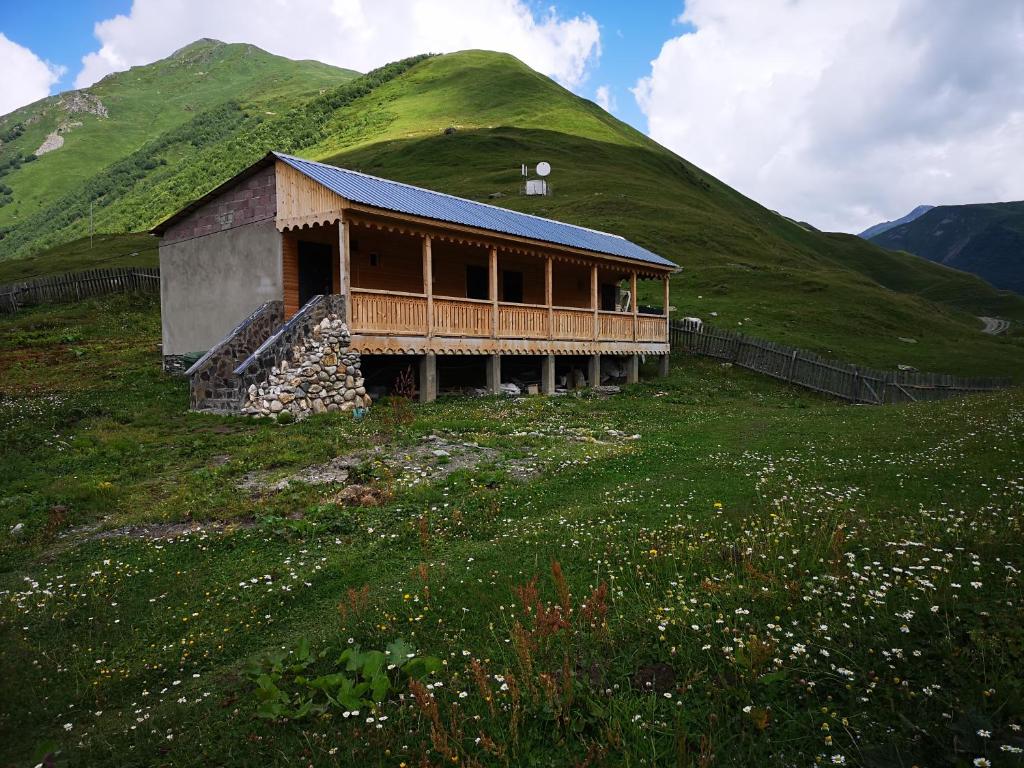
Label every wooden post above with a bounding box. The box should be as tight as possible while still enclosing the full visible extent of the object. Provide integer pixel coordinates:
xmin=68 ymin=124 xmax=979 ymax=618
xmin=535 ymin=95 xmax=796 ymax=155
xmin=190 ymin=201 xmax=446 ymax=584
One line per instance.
xmin=489 ymin=246 xmax=498 ymax=338
xmin=659 ymin=354 xmax=670 ymax=377
xmin=545 ymin=256 xmax=553 ymax=338
xmin=663 ymin=275 xmax=670 ymax=341
xmin=631 ymin=271 xmax=638 ymax=341
xmin=591 ymin=264 xmax=599 ymax=340
xmin=423 ymin=234 xmax=433 ymax=338
xmin=338 ymin=215 xmax=352 ymax=322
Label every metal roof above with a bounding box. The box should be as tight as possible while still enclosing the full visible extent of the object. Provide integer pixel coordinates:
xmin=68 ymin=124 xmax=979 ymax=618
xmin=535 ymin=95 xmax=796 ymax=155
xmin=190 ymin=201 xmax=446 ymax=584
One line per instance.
xmin=273 ymin=152 xmax=677 ymax=270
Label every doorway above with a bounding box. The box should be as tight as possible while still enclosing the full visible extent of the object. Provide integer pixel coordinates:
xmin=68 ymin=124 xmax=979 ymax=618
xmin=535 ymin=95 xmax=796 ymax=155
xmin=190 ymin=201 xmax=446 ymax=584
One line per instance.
xmin=298 ymin=241 xmax=334 ymax=307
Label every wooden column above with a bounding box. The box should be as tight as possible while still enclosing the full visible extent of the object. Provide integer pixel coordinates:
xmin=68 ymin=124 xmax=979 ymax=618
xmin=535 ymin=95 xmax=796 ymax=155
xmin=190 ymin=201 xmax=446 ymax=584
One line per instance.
xmin=423 ymin=234 xmax=433 ymax=338
xmin=338 ymin=215 xmax=352 ymax=321
xmin=631 ymin=271 xmax=638 ymax=342
xmin=489 ymin=246 xmax=499 ymax=338
xmin=663 ymin=275 xmax=671 ymax=340
xmin=591 ymin=264 xmax=599 ymax=340
xmin=545 ymin=256 xmax=553 ymax=338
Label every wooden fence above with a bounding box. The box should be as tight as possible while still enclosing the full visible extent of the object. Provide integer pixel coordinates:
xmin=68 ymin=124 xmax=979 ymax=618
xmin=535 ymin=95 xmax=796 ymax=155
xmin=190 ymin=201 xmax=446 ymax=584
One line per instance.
xmin=670 ymin=320 xmax=1012 ymax=404
xmin=0 ymin=266 xmax=160 ymax=314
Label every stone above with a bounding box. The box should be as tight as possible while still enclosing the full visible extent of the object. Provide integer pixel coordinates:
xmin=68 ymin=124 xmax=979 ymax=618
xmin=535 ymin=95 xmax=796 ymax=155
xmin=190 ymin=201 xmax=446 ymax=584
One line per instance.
xmin=10 ymin=522 xmax=25 ymax=537
xmin=279 ymin=393 xmax=295 ymax=405
xmin=311 ymin=399 xmax=326 ymax=414
xmin=322 ymin=353 xmax=338 ymax=367
xmin=356 ymin=386 xmax=366 ymax=396
xmin=343 ymin=389 xmax=356 ymax=401
xmin=327 ymin=403 xmax=340 ymax=412
xmin=345 ymin=375 xmax=355 ymax=388
xmin=269 ymin=400 xmax=284 ymax=413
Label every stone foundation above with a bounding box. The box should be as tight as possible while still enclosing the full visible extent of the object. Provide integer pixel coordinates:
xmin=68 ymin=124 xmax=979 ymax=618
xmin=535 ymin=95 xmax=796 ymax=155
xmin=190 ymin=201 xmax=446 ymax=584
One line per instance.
xmin=241 ymin=314 xmax=371 ymax=419
xmin=163 ymin=355 xmax=190 ymax=376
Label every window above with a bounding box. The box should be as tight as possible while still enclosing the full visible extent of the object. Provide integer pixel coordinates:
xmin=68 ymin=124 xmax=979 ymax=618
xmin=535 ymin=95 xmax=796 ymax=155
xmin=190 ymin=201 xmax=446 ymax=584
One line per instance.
xmin=502 ymin=270 xmax=524 ymax=303
xmin=368 ymin=252 xmax=380 ymax=267
xmin=466 ymin=265 xmax=488 ymax=300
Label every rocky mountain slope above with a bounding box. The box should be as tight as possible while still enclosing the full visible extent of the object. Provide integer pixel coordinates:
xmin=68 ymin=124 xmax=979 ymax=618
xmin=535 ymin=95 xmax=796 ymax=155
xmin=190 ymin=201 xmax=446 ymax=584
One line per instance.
xmin=858 ymin=204 xmax=934 ymax=239
xmin=0 ymin=39 xmax=356 ymax=240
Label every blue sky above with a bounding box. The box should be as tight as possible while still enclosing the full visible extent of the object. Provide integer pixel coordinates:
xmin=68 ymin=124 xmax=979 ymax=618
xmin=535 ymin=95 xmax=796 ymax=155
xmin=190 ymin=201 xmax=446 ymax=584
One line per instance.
xmin=0 ymin=0 xmax=686 ymax=132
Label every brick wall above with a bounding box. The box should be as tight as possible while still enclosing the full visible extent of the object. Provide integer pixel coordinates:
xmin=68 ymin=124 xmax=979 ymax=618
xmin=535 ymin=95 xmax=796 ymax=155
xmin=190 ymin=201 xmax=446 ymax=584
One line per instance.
xmin=163 ymin=165 xmax=277 ymax=245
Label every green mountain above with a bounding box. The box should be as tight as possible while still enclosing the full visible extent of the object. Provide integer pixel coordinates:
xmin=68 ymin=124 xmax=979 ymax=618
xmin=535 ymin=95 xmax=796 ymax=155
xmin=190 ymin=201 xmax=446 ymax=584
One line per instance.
xmin=2 ymin=45 xmax=1022 ymax=376
xmin=0 ymin=39 xmax=357 ymax=239
xmin=869 ymin=201 xmax=1024 ymax=295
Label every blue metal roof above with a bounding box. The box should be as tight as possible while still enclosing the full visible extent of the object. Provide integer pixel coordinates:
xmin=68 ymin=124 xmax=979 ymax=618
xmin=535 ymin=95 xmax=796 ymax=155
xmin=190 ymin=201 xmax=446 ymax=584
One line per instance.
xmin=273 ymin=152 xmax=677 ymax=270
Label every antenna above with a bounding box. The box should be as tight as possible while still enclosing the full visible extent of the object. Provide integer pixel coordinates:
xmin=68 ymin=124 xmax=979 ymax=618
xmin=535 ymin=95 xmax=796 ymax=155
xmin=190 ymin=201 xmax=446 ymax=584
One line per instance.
xmin=536 ymin=161 xmax=551 ymax=177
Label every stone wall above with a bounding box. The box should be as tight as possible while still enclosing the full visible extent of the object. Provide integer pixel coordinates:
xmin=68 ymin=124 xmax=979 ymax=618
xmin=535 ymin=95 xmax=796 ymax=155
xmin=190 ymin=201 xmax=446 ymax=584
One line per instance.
xmin=187 ymin=300 xmax=284 ymax=411
xmin=241 ymin=314 xmax=370 ymax=419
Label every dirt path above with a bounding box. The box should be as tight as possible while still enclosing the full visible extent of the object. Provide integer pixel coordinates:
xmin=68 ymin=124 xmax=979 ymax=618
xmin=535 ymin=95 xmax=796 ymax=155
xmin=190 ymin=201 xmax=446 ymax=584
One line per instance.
xmin=979 ymin=316 xmax=1011 ymax=335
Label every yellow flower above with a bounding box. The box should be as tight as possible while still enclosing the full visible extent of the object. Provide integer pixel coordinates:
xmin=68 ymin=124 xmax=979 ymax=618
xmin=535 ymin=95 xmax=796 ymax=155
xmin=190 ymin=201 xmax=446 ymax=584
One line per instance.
xmin=713 ymin=501 xmax=723 ymax=509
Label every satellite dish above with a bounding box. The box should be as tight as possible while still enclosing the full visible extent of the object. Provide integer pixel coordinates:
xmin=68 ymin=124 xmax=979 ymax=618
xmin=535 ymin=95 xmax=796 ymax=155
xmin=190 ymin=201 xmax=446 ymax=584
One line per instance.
xmin=536 ymin=161 xmax=551 ymax=177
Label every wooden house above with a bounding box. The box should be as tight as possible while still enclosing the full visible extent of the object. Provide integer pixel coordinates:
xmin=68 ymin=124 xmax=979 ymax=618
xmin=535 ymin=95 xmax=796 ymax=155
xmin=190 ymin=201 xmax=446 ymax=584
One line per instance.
xmin=153 ymin=152 xmax=678 ymax=406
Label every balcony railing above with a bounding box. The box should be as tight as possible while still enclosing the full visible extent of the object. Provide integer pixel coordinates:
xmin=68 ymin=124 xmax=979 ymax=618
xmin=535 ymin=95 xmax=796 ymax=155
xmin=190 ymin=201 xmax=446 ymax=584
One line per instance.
xmin=350 ymin=289 xmax=668 ymax=344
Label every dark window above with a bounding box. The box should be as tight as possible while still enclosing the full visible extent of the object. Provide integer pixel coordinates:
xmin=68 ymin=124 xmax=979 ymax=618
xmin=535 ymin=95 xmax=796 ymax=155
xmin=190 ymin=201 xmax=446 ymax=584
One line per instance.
xmin=466 ymin=265 xmax=489 ymax=300
xmin=600 ymin=283 xmax=617 ymax=311
xmin=298 ymin=241 xmax=333 ymax=308
xmin=369 ymin=252 xmax=380 ymax=267
xmin=502 ymin=270 xmax=524 ymax=303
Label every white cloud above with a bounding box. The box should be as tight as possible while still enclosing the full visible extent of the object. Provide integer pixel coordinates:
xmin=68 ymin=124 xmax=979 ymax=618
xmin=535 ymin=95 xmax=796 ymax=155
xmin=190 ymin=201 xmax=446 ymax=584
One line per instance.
xmin=74 ymin=0 xmax=600 ymax=91
xmin=594 ymin=84 xmax=616 ymax=113
xmin=634 ymin=0 xmax=1024 ymax=233
xmin=0 ymin=34 xmax=66 ymax=116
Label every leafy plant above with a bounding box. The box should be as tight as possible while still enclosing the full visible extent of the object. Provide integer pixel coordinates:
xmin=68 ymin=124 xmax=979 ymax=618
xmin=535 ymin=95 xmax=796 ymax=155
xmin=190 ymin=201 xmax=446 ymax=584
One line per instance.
xmin=242 ymin=637 xmax=442 ymax=720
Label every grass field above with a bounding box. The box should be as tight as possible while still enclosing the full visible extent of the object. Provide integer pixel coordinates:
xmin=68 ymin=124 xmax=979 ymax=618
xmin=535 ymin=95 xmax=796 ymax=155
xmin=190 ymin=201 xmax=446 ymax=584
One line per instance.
xmin=0 ymin=233 xmax=157 ymax=284
xmin=1 ymin=294 xmax=1022 ymax=767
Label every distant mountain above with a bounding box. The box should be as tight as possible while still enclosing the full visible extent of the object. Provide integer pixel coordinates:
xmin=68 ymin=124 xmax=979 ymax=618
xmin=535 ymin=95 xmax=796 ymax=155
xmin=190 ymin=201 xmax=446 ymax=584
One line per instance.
xmin=868 ymin=202 xmax=1024 ymax=294
xmin=858 ymin=204 xmax=934 ymax=239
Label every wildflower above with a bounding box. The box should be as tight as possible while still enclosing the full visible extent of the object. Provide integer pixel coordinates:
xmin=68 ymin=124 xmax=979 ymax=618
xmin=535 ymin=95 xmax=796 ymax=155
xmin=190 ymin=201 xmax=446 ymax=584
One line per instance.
xmin=831 ymin=755 xmax=846 ymax=765
xmin=977 ymin=729 xmax=991 ymax=738
xmin=973 ymin=759 xmax=991 ymax=767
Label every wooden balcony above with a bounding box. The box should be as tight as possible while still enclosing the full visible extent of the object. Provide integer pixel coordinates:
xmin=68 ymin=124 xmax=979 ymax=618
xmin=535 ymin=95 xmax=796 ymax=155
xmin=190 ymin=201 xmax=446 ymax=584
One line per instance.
xmin=349 ymin=288 xmax=669 ymax=355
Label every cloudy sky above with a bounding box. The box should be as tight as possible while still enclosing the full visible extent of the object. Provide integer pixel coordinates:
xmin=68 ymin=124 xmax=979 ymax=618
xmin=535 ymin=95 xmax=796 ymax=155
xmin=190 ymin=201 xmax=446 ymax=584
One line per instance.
xmin=1 ymin=0 xmax=1022 ymax=233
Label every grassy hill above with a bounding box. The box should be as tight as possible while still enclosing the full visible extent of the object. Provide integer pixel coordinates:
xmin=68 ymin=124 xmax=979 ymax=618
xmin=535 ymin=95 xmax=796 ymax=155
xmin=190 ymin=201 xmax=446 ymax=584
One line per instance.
xmin=0 ymin=39 xmax=357 ymax=242
xmin=869 ymin=201 xmax=1024 ymax=294
xmin=1 ymin=47 xmax=1022 ymax=376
